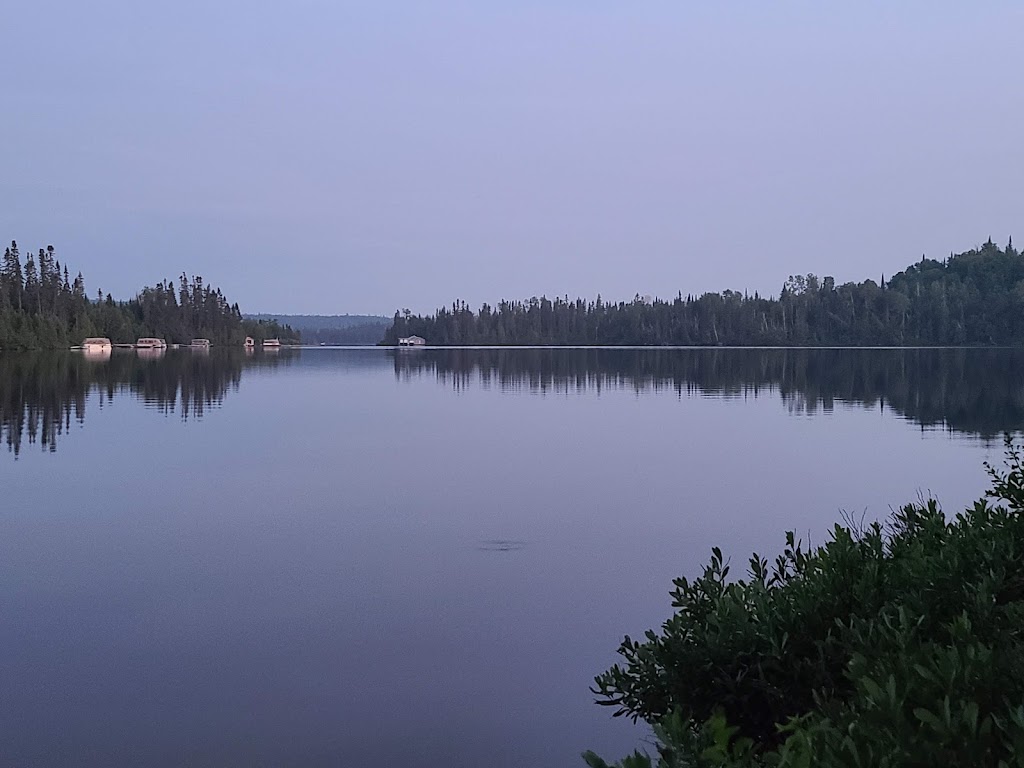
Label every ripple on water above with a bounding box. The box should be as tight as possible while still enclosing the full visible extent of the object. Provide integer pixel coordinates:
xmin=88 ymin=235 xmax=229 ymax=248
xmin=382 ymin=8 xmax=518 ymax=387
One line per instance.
xmin=478 ymin=539 xmax=527 ymax=552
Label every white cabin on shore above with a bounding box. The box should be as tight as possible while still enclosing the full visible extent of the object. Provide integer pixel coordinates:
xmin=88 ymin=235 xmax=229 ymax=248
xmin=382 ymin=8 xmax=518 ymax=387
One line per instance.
xmin=244 ymin=336 xmax=255 ymax=347
xmin=398 ymin=335 xmax=426 ymax=347
xmin=136 ymin=337 xmax=167 ymax=349
xmin=263 ymin=338 xmax=281 ymax=347
xmin=81 ymin=337 xmax=112 ymax=351
xmin=190 ymin=338 xmax=211 ymax=348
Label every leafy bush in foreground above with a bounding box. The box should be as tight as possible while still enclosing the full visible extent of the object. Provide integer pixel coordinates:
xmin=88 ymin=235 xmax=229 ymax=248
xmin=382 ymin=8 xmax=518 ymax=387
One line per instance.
xmin=586 ymin=442 xmax=1024 ymax=767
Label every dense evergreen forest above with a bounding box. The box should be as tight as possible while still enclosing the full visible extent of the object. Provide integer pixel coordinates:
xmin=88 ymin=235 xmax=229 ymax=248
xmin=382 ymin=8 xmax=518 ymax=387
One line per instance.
xmin=0 ymin=241 xmax=299 ymax=348
xmin=384 ymin=238 xmax=1024 ymax=346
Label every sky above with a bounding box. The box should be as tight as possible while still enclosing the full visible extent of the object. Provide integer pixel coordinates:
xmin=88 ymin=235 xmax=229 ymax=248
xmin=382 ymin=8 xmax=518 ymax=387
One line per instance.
xmin=2 ymin=1 xmax=1021 ymax=315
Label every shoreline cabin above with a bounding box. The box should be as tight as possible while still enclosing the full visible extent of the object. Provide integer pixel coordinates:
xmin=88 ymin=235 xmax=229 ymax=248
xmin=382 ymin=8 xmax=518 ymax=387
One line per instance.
xmin=190 ymin=338 xmax=211 ymax=348
xmin=82 ymin=337 xmax=112 ymax=351
xmin=136 ymin=337 xmax=167 ymax=349
xmin=398 ymin=335 xmax=426 ymax=347
xmin=244 ymin=336 xmax=255 ymax=348
xmin=263 ymin=338 xmax=281 ymax=347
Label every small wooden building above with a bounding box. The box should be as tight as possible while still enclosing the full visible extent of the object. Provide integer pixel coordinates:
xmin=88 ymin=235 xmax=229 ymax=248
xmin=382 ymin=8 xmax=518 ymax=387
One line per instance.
xmin=82 ymin=337 xmax=112 ymax=351
xmin=244 ymin=336 xmax=255 ymax=347
xmin=136 ymin=337 xmax=167 ymax=349
xmin=398 ymin=335 xmax=426 ymax=347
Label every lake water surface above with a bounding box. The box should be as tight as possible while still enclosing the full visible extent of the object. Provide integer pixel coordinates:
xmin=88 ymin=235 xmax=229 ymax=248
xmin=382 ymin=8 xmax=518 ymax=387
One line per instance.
xmin=1 ymin=347 xmax=1021 ymax=767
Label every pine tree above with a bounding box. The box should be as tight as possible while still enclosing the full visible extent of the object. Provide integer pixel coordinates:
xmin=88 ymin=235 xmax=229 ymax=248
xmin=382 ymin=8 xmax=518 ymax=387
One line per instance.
xmin=3 ymin=242 xmax=24 ymax=312
xmin=23 ymin=252 xmax=39 ymax=315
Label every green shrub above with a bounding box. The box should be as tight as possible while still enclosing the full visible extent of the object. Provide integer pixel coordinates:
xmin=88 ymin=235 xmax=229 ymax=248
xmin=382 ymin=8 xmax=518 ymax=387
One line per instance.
xmin=586 ymin=442 xmax=1024 ymax=767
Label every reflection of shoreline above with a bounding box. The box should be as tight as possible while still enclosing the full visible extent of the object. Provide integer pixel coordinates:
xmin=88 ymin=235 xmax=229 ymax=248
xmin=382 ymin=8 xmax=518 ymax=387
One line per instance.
xmin=136 ymin=347 xmax=166 ymax=361
xmin=1 ymin=349 xmax=298 ymax=456
xmin=391 ymin=347 xmax=1024 ymax=439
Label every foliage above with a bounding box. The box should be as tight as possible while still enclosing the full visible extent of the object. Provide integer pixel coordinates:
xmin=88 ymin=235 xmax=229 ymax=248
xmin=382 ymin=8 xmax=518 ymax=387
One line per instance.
xmin=0 ymin=240 xmax=298 ymax=348
xmin=587 ymin=442 xmax=1024 ymax=766
xmin=385 ymin=238 xmax=1024 ymax=346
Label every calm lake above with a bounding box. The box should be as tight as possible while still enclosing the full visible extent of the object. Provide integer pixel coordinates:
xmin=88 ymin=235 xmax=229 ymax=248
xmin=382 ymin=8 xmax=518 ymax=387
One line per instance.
xmin=1 ymin=347 xmax=1021 ymax=767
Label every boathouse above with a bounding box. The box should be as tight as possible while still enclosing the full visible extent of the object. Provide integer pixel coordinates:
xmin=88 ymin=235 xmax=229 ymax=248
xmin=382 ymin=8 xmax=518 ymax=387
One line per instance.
xmin=82 ymin=337 xmax=112 ymax=351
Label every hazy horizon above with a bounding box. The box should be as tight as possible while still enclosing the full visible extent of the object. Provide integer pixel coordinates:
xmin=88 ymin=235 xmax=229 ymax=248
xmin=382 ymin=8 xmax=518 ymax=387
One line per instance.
xmin=3 ymin=2 xmax=1021 ymax=315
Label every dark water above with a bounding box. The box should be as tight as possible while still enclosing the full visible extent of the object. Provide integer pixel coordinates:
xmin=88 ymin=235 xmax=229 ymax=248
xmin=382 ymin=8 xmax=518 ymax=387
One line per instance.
xmin=1 ymin=347 xmax=1021 ymax=767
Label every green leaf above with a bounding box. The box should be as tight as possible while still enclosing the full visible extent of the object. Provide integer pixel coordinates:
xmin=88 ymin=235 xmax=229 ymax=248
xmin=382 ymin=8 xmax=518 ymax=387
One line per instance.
xmin=914 ymin=707 xmax=943 ymax=731
xmin=963 ymin=701 xmax=979 ymax=736
xmin=581 ymin=751 xmax=611 ymax=768
xmin=861 ymin=677 xmax=883 ymax=701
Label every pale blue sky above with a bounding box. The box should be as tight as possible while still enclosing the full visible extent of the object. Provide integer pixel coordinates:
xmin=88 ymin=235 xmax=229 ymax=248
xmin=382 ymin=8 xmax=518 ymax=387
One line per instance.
xmin=2 ymin=2 xmax=1021 ymax=314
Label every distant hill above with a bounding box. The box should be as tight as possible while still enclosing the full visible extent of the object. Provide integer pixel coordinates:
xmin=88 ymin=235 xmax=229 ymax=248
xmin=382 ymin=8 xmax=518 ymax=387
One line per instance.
xmin=246 ymin=314 xmax=388 ymax=330
xmin=247 ymin=314 xmax=389 ymax=345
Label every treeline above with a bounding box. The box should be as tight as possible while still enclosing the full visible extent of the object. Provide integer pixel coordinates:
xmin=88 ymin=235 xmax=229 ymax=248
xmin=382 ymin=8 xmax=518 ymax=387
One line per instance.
xmin=0 ymin=241 xmax=299 ymax=348
xmin=384 ymin=238 xmax=1024 ymax=346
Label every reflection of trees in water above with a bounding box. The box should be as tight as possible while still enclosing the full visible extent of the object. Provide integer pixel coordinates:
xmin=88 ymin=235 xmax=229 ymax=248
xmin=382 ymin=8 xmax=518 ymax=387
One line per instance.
xmin=392 ymin=347 xmax=1024 ymax=439
xmin=6 ymin=346 xmax=1019 ymax=455
xmin=0 ymin=354 xmax=87 ymax=455
xmin=0 ymin=349 xmax=296 ymax=456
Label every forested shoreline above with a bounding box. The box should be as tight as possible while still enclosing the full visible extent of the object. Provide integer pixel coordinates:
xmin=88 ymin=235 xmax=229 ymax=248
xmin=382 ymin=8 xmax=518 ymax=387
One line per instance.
xmin=384 ymin=239 xmax=1024 ymax=346
xmin=0 ymin=241 xmax=298 ymax=348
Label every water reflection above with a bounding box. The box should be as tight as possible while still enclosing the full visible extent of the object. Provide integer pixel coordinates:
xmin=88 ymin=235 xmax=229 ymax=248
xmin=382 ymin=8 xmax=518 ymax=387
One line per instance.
xmin=135 ymin=347 xmax=166 ymax=362
xmin=0 ymin=348 xmax=295 ymax=455
xmin=4 ymin=346 xmax=1024 ymax=457
xmin=392 ymin=347 xmax=1024 ymax=439
xmin=82 ymin=346 xmax=112 ymax=362
xmin=0 ymin=345 xmax=1017 ymax=767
